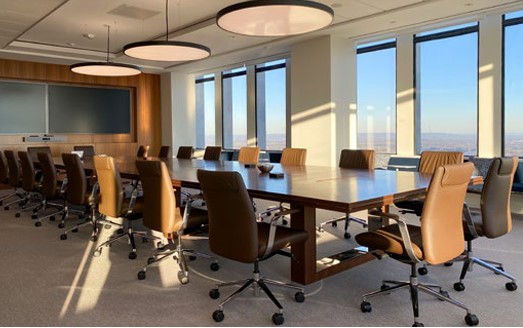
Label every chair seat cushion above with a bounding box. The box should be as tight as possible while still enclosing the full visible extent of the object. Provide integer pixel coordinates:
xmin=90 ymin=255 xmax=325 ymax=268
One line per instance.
xmin=257 ymin=222 xmax=308 ymax=258
xmin=355 ymin=224 xmax=424 ymax=260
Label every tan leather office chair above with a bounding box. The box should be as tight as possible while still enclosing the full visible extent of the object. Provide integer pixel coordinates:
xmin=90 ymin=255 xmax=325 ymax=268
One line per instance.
xmin=355 ymin=163 xmax=478 ymax=327
xmin=135 ymin=160 xmax=218 ymax=284
xmin=395 ymin=151 xmax=464 ymax=216
xmin=33 ymin=152 xmax=66 ymax=227
xmin=14 ymin=151 xmax=43 ymax=218
xmin=136 ymin=145 xmax=149 ymax=158
xmin=258 ymin=148 xmax=307 ymax=224
xmin=2 ymin=150 xmax=25 ymax=210
xmin=452 ymin=157 xmax=518 ymax=292
xmin=197 ymin=169 xmax=307 ymax=325
xmin=238 ymin=146 xmax=260 ymax=164
xmin=158 ymin=145 xmax=171 ymax=158
xmin=59 ymin=153 xmax=99 ymax=241
xmin=93 ymin=155 xmax=152 ymax=260
xmin=73 ymin=145 xmax=96 ymax=159
xmin=175 ymin=146 xmax=193 ymax=159
xmin=319 ymin=149 xmax=375 ymax=239
xmin=203 ymin=146 xmax=222 ymax=161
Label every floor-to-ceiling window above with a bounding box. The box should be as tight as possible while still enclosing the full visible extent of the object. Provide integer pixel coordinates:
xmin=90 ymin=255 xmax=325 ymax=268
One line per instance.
xmin=222 ymin=67 xmax=247 ymax=149
xmin=503 ymin=11 xmax=523 ymax=156
xmin=357 ymin=40 xmax=396 ymax=154
xmin=195 ymin=74 xmax=215 ymax=148
xmin=414 ymin=23 xmax=479 ymax=155
xmin=256 ymin=59 xmax=287 ymax=150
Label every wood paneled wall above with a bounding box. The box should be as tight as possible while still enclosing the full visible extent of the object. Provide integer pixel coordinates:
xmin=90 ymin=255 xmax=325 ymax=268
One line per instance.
xmin=0 ymin=58 xmax=161 ymax=157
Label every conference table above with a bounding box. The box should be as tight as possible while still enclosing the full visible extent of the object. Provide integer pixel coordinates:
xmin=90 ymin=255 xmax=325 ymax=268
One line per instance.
xmin=58 ymin=156 xmax=435 ymax=285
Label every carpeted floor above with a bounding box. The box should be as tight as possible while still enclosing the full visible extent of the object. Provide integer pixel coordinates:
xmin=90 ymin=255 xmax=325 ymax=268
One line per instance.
xmin=0 ymin=191 xmax=522 ymax=327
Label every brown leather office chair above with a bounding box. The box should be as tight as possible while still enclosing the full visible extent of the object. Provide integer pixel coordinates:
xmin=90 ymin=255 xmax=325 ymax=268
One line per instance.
xmin=197 ymin=169 xmax=307 ymax=325
xmin=33 ymin=152 xmax=66 ymax=227
xmin=59 ymin=153 xmax=99 ymax=241
xmin=203 ymin=146 xmax=222 ymax=160
xmin=135 ymin=159 xmax=218 ymax=284
xmin=0 ymin=150 xmax=19 ymax=206
xmin=452 ymin=157 xmax=518 ymax=292
xmin=238 ymin=146 xmax=260 ymax=164
xmin=27 ymin=146 xmax=51 ymax=163
xmin=318 ymin=149 xmax=375 ymax=238
xmin=158 ymin=145 xmax=171 ymax=158
xmin=73 ymin=145 xmax=96 ymax=160
xmin=14 ymin=151 xmax=43 ymax=218
xmin=175 ymin=146 xmax=193 ymax=159
xmin=136 ymin=145 xmax=149 ymax=158
xmin=395 ymin=151 xmax=464 ymax=216
xmin=93 ymin=155 xmax=153 ymax=260
xmin=355 ymin=163 xmax=478 ymax=327
xmin=2 ymin=150 xmax=26 ymax=210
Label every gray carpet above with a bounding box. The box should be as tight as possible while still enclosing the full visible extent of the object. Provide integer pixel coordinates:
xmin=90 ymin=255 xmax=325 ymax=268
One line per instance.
xmin=0 ymin=192 xmax=522 ymax=327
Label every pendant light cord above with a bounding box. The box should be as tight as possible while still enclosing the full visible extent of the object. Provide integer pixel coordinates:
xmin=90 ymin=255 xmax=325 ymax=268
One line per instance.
xmin=106 ymin=25 xmax=110 ymax=63
xmin=165 ymin=0 xmax=169 ymax=41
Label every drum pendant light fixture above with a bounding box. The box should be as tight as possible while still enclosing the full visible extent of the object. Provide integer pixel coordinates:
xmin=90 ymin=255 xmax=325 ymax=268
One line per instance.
xmin=124 ymin=0 xmax=210 ymax=61
xmin=216 ymin=0 xmax=334 ymax=37
xmin=70 ymin=25 xmax=142 ymax=77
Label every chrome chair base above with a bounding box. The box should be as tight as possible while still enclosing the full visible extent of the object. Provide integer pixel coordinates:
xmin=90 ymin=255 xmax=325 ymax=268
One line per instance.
xmin=318 ymin=214 xmax=368 ymax=239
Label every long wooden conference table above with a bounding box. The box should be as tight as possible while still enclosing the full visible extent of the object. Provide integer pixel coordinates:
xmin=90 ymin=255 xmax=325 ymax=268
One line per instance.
xmin=60 ymin=156 xmax=434 ymax=285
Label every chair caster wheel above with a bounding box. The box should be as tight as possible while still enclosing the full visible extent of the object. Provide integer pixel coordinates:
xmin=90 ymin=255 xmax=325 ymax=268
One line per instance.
xmin=60 ymin=234 xmax=67 ymax=240
xmin=147 ymin=257 xmax=155 ymax=265
xmin=212 ymin=310 xmax=224 ymax=322
xmin=418 ymin=267 xmax=428 ymax=275
xmin=4 ymin=206 xmax=9 ymax=210
xmin=128 ymin=252 xmax=137 ymax=260
xmin=49 ymin=216 xmax=55 ymax=221
xmin=454 ymin=282 xmax=465 ymax=291
xmin=380 ymin=284 xmax=390 ymax=291
xmin=294 ymin=291 xmax=305 ymax=303
xmin=72 ymin=228 xmax=78 ymax=233
xmin=58 ymin=223 xmax=65 ymax=229
xmin=282 ymin=219 xmax=288 ymax=225
xmin=31 ymin=214 xmax=37 ymax=219
xmin=117 ymin=228 xmax=124 ymax=234
xmin=444 ymin=262 xmax=453 ymax=267
xmin=331 ymin=222 xmax=337 ymax=227
xmin=439 ymin=290 xmax=449 ymax=300
xmin=209 ymin=288 xmax=220 ymax=299
xmin=360 ymin=301 xmax=372 ymax=313
xmin=465 ymin=313 xmax=479 ymax=326
xmin=506 ymin=282 xmax=518 ymax=291
xmin=93 ymin=249 xmax=101 ymax=257
xmin=35 ymin=221 xmax=42 ymax=227
xmin=177 ymin=271 xmax=189 ymax=284
xmin=142 ymin=237 xmax=148 ymax=243
xmin=344 ymin=232 xmax=351 ymax=239
xmin=188 ymin=255 xmax=197 ymax=261
xmin=272 ymin=313 xmax=284 ymax=325
xmin=137 ymin=271 xmax=146 ymax=280
xmin=412 ymin=322 xmax=424 ymax=327
xmin=210 ymin=262 xmax=219 ymax=271
xmin=91 ymin=235 xmax=98 ymax=242
xmin=494 ymin=266 xmax=504 ymax=275
xmin=15 ymin=213 xmax=20 ymax=218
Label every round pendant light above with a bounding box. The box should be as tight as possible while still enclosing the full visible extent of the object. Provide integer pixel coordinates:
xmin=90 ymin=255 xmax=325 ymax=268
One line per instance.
xmin=70 ymin=25 xmax=141 ymax=77
xmin=216 ymin=0 xmax=334 ymax=37
xmin=124 ymin=0 xmax=210 ymax=61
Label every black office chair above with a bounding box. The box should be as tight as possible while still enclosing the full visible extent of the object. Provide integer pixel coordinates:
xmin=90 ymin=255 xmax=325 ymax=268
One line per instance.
xmin=197 ymin=169 xmax=307 ymax=325
xmin=452 ymin=157 xmax=518 ymax=292
xmin=158 ymin=145 xmax=171 ymax=158
xmin=203 ymin=146 xmax=222 ymax=161
xmin=175 ymin=146 xmax=193 ymax=159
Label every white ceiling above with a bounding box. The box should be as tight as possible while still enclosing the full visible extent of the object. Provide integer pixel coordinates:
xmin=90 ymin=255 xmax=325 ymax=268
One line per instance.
xmin=1 ymin=0 xmax=522 ymax=74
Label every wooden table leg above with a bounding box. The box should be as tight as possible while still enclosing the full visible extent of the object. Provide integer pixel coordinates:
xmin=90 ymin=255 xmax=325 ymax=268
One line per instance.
xmin=290 ymin=204 xmax=317 ymax=285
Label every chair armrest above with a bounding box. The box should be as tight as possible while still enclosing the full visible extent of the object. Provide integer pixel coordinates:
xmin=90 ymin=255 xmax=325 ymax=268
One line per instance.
xmin=462 ymin=203 xmax=478 ymax=239
xmin=261 ymin=215 xmax=284 ymax=258
xmin=126 ymin=185 xmax=139 ymax=214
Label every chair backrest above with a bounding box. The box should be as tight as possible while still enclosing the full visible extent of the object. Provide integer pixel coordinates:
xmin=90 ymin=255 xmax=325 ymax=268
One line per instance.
xmin=27 ymin=146 xmax=51 ymax=163
xmin=135 ymin=159 xmax=182 ymax=234
xmin=280 ymin=148 xmax=307 ymax=166
xmin=0 ymin=151 xmax=8 ymax=183
xmin=420 ymin=162 xmax=474 ymax=265
xmin=136 ymin=145 xmax=149 ymax=158
xmin=18 ymin=151 xmax=36 ymax=192
xmin=418 ymin=151 xmax=463 ymax=174
xmin=37 ymin=152 xmax=58 ymax=197
xmin=158 ymin=145 xmax=171 ymax=158
xmin=338 ymin=149 xmax=375 ymax=170
xmin=61 ymin=153 xmax=87 ymax=205
xmin=176 ymin=146 xmax=193 ymax=159
xmin=73 ymin=145 xmax=95 ymax=159
xmin=197 ymin=169 xmax=258 ymax=263
xmin=203 ymin=146 xmax=222 ymax=161
xmin=5 ymin=150 xmax=21 ymax=187
xmin=238 ymin=147 xmax=260 ymax=164
xmin=480 ymin=157 xmax=518 ymax=238
xmin=94 ymin=156 xmax=123 ymax=218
